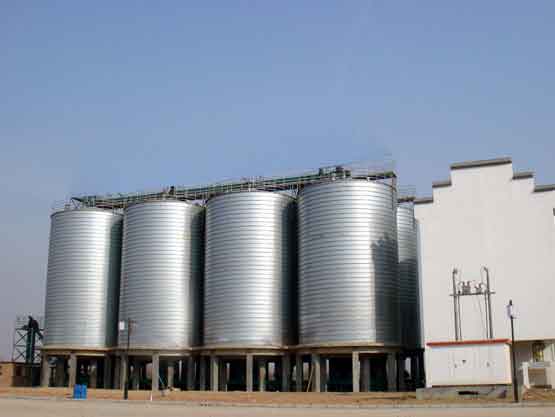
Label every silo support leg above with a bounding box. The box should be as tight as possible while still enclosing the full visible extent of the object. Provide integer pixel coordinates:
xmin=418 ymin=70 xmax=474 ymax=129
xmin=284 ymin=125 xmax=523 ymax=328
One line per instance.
xmin=199 ymin=357 xmax=207 ymax=391
xmin=89 ymin=359 xmax=98 ymax=388
xmin=113 ymin=357 xmax=121 ymax=389
xmin=386 ymin=353 xmax=397 ymax=392
xmin=167 ymin=361 xmax=175 ymax=388
xmin=186 ymin=356 xmax=195 ymax=390
xmin=295 ymin=354 xmax=303 ymax=392
xmin=311 ymin=354 xmax=322 ymax=392
xmin=352 ymin=351 xmax=360 ymax=393
xmin=152 ymin=354 xmax=160 ymax=391
xmin=218 ymin=360 xmax=227 ymax=391
xmin=54 ymin=358 xmax=65 ymax=387
xmin=210 ymin=355 xmax=219 ymax=392
xmin=131 ymin=361 xmax=140 ymax=390
xmin=281 ymin=355 xmax=291 ymax=392
xmin=246 ymin=354 xmax=254 ymax=392
xmin=103 ymin=356 xmax=112 ymax=389
xmin=258 ymin=358 xmax=267 ymax=392
xmin=41 ymin=353 xmax=50 ymax=387
xmin=361 ymin=357 xmax=370 ymax=392
xmin=68 ymin=353 xmax=77 ymax=388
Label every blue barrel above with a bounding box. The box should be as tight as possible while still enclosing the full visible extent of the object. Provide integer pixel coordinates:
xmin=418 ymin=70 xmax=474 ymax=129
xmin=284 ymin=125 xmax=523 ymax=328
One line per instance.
xmin=73 ymin=384 xmax=87 ymax=399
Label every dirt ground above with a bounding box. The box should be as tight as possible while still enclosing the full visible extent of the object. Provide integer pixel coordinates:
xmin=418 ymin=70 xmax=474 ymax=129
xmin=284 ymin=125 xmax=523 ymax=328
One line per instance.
xmin=2 ymin=397 xmax=555 ymax=417
xmin=1 ymin=387 xmax=554 ymax=405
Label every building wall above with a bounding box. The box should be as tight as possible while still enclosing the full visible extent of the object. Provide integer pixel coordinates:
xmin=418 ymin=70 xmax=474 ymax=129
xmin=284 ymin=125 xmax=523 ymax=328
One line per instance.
xmin=426 ymin=342 xmax=512 ymax=386
xmin=414 ymin=160 xmax=555 ymax=385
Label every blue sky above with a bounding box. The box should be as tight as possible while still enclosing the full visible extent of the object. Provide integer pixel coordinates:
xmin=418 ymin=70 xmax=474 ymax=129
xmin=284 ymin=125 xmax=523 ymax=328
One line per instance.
xmin=0 ymin=1 xmax=554 ymax=358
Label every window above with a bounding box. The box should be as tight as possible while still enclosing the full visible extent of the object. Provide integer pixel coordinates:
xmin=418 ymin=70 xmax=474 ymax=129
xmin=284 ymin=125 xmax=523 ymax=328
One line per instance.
xmin=532 ymin=341 xmax=545 ymax=362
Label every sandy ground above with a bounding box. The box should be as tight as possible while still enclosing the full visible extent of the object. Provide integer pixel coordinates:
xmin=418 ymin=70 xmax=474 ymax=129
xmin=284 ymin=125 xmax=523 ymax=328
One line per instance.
xmin=0 ymin=397 xmax=555 ymax=417
xmin=0 ymin=387 xmax=521 ymax=405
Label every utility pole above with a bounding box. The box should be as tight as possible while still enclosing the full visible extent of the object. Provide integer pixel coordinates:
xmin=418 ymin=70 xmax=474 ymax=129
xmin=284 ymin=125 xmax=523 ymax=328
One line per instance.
xmin=507 ymin=300 xmax=518 ymax=403
xmin=452 ymin=268 xmax=460 ymax=341
xmin=483 ymin=267 xmax=494 ymax=339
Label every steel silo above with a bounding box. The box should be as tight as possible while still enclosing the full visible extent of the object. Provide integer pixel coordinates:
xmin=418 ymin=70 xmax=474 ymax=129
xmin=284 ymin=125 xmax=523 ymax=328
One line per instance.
xmin=298 ymin=180 xmax=400 ymax=346
xmin=397 ymin=203 xmax=421 ymax=349
xmin=204 ymin=191 xmax=296 ymax=347
xmin=118 ymin=200 xmax=204 ymax=349
xmin=44 ymin=209 xmax=123 ymax=349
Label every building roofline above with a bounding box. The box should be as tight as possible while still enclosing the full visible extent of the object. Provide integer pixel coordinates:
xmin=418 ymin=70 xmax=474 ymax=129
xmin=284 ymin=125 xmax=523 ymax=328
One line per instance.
xmin=432 ymin=180 xmax=452 ymax=188
xmin=513 ymin=171 xmax=534 ymax=180
xmin=450 ymin=157 xmax=512 ymax=171
xmin=398 ymin=196 xmax=416 ymax=203
xmin=534 ymin=184 xmax=555 ymax=193
xmin=414 ymin=196 xmax=434 ymax=205
xmin=427 ymin=339 xmax=511 ymax=347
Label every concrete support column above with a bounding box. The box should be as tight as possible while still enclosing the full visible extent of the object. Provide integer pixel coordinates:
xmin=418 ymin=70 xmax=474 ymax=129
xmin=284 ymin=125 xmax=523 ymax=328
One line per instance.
xmin=410 ymin=355 xmax=418 ymax=389
xmin=120 ymin=356 xmax=128 ymax=390
xmin=295 ymin=354 xmax=303 ymax=392
xmin=321 ymin=358 xmax=327 ymax=392
xmin=361 ymin=357 xmax=371 ymax=392
xmin=417 ymin=351 xmax=424 ymax=387
xmin=152 ymin=353 xmax=160 ymax=391
xmin=68 ymin=353 xmax=77 ymax=388
xmin=89 ymin=359 xmax=98 ymax=388
xmin=246 ymin=354 xmax=254 ymax=392
xmin=199 ymin=357 xmax=207 ymax=391
xmin=41 ymin=354 xmax=50 ymax=387
xmin=311 ymin=354 xmax=322 ymax=392
xmin=131 ymin=361 xmax=140 ymax=390
xmin=210 ymin=355 xmax=219 ymax=392
xmin=167 ymin=361 xmax=175 ymax=388
xmin=54 ymin=358 xmax=65 ymax=387
xmin=258 ymin=358 xmax=267 ymax=392
xmin=352 ymin=351 xmax=360 ymax=393
xmin=104 ymin=356 xmax=112 ymax=389
xmin=186 ymin=356 xmax=195 ymax=390
xmin=522 ymin=362 xmax=530 ymax=389
xmin=219 ymin=360 xmax=227 ymax=392
xmin=397 ymin=355 xmax=406 ymax=391
xmin=282 ymin=355 xmax=291 ymax=392
xmin=113 ymin=357 xmax=121 ymax=389
xmin=386 ymin=353 xmax=397 ymax=392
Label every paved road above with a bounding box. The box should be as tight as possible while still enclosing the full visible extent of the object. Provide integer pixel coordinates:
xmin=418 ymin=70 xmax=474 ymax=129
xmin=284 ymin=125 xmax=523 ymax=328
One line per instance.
xmin=0 ymin=398 xmax=554 ymax=417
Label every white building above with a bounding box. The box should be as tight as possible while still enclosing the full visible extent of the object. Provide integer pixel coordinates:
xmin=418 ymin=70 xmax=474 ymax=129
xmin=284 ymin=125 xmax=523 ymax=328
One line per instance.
xmin=414 ymin=157 xmax=555 ymax=388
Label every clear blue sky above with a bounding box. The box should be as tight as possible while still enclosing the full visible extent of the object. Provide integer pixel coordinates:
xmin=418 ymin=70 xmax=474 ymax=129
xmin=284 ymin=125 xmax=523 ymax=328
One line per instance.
xmin=0 ymin=1 xmax=554 ymax=359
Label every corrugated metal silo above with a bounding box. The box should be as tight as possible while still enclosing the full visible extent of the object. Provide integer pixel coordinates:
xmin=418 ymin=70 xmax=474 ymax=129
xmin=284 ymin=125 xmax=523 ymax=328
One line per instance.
xmin=44 ymin=209 xmax=123 ymax=348
xmin=397 ymin=203 xmax=421 ymax=348
xmin=298 ymin=180 xmax=400 ymax=346
xmin=204 ymin=191 xmax=296 ymax=347
xmin=118 ymin=200 xmax=204 ymax=349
